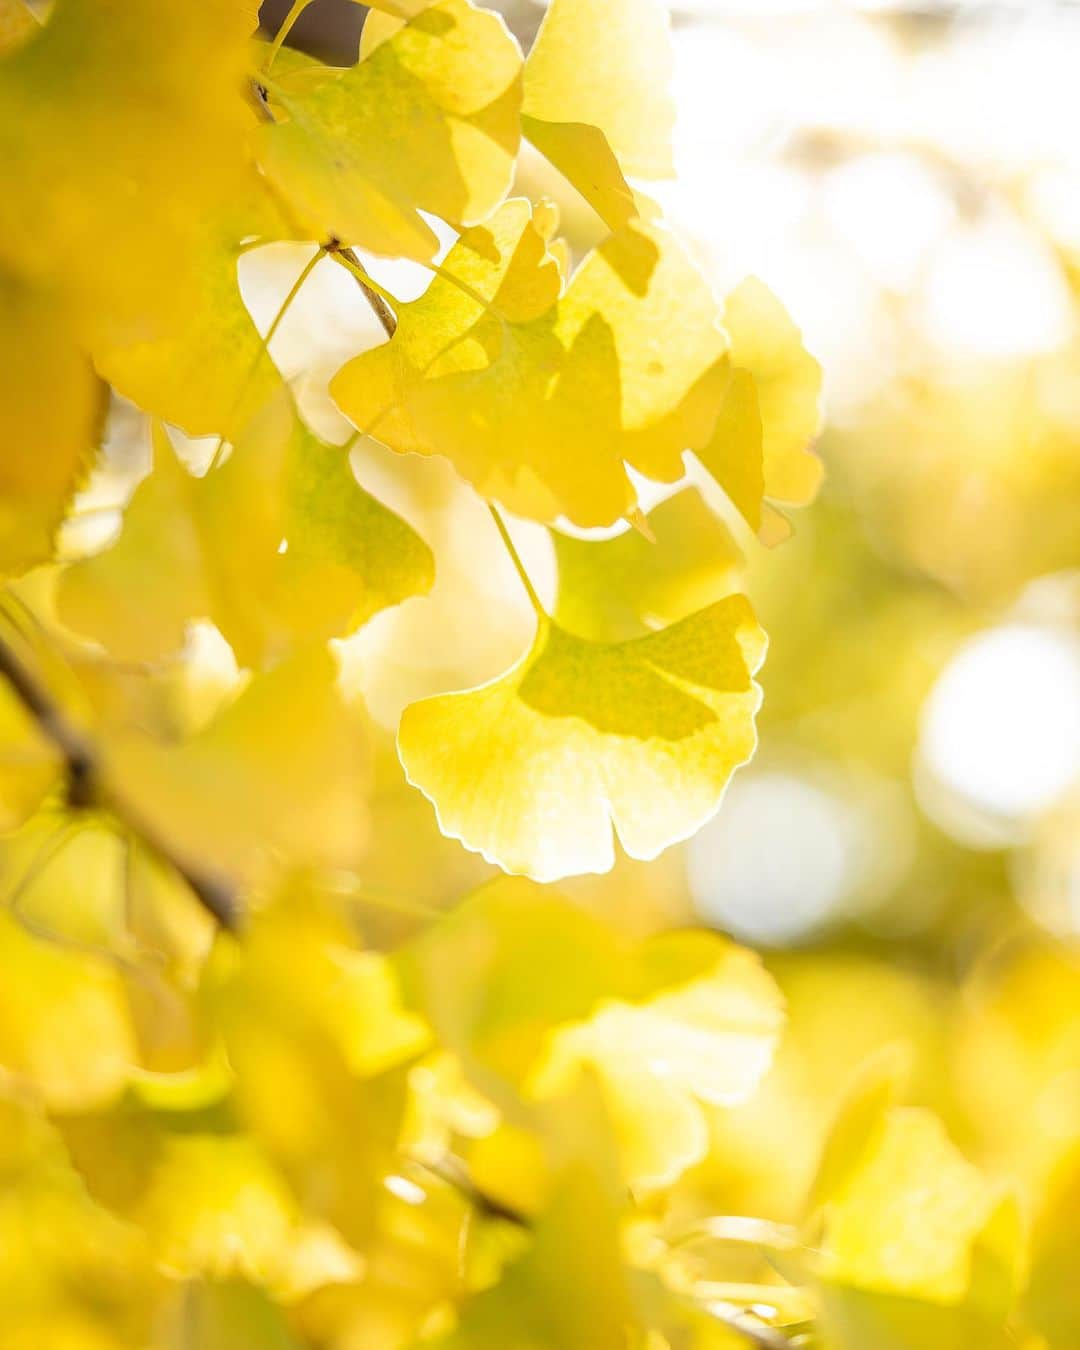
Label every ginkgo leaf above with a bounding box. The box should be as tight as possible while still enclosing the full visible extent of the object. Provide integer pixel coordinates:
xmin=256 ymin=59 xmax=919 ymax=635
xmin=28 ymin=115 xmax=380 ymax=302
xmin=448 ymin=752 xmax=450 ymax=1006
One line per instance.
xmin=0 ymin=278 xmax=104 ymax=575
xmin=93 ymin=197 xmax=290 ymax=441
xmin=207 ymin=884 xmax=416 ymax=1246
xmin=522 ymin=0 xmax=674 ymax=180
xmin=399 ymin=880 xmax=783 ymax=1190
xmin=397 ymin=595 xmax=764 ymax=881
xmin=0 ymin=0 xmax=265 ymax=342
xmin=332 ymin=199 xmax=729 ymax=528
xmin=59 ymin=406 xmax=433 ymax=668
xmin=0 ymin=908 xmax=135 ymax=1111
xmin=102 ymin=647 xmax=371 ymax=889
xmin=529 ymin=932 xmax=784 ymax=1188
xmin=520 ymin=0 xmax=673 ymax=235
xmin=820 ymin=1107 xmax=993 ymax=1303
xmin=553 ymin=488 xmax=743 ymax=642
xmin=257 ymin=0 xmax=521 ymax=261
xmin=699 ymin=278 xmax=823 ymax=541
xmin=139 ymin=1134 xmax=298 ymax=1283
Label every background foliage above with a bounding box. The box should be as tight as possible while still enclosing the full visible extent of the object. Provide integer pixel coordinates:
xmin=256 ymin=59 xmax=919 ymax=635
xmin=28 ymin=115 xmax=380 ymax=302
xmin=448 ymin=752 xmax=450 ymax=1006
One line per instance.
xmin=0 ymin=1 xmax=1078 ymax=1347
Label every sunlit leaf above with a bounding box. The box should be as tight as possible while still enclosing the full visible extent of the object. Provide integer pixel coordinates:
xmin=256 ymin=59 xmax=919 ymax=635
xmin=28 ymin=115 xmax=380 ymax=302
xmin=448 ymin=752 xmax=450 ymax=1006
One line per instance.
xmin=699 ymin=278 xmax=823 ymax=542
xmin=523 ymin=0 xmax=674 ymax=179
xmin=398 ymin=595 xmax=764 ymax=880
xmin=59 ymin=407 xmax=433 ymax=667
xmin=332 ymin=199 xmax=729 ymax=527
xmin=257 ymin=0 xmax=521 ymax=261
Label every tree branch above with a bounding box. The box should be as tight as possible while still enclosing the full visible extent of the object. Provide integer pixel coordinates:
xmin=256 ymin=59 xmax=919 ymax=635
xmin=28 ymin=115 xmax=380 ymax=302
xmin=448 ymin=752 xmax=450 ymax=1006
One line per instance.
xmin=0 ymin=632 xmax=239 ymax=931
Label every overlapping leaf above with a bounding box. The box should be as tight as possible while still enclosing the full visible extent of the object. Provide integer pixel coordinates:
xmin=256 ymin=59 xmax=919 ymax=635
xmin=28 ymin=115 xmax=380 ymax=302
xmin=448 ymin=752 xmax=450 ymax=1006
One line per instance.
xmin=257 ymin=0 xmax=521 ymax=261
xmin=101 ymin=647 xmax=371 ymax=890
xmin=699 ymin=278 xmax=824 ymax=542
xmin=553 ymin=488 xmax=743 ymax=642
xmin=0 ymin=278 xmax=104 ymax=576
xmin=398 ymin=879 xmax=783 ymax=1191
xmin=398 ymin=595 xmax=765 ymax=881
xmin=332 ymin=199 xmax=729 ymax=527
xmin=59 ymin=406 xmax=433 ymax=668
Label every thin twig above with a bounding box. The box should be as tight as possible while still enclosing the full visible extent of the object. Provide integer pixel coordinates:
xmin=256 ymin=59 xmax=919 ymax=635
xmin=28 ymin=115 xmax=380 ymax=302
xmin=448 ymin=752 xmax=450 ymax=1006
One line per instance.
xmin=0 ymin=631 xmax=239 ymax=931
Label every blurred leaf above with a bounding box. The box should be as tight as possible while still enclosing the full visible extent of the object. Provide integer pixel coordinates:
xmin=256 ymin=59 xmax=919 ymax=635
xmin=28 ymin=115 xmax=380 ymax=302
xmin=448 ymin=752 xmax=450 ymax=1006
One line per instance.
xmin=0 ymin=278 xmax=103 ymax=576
xmin=102 ymin=647 xmax=371 ymax=888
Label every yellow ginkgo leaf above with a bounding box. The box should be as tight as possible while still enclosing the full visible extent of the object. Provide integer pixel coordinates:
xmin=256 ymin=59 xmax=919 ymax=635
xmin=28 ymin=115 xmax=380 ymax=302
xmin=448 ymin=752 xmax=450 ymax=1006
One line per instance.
xmin=553 ymin=488 xmax=743 ymax=643
xmin=0 ymin=278 xmax=104 ymax=576
xmin=103 ymin=647 xmax=371 ymax=890
xmin=59 ymin=406 xmax=433 ymax=668
xmin=523 ymin=0 xmax=674 ymax=180
xmin=138 ymin=1133 xmax=298 ymax=1283
xmin=530 ymin=932 xmax=784 ymax=1188
xmin=0 ymin=908 xmax=135 ymax=1111
xmin=699 ymin=277 xmax=823 ymax=541
xmin=93 ymin=196 xmax=290 ymax=441
xmin=397 ymin=594 xmax=765 ymax=881
xmin=257 ymin=0 xmax=521 ymax=261
xmin=820 ymin=1107 xmax=993 ymax=1304
xmin=208 ymin=884 xmax=416 ymax=1247
xmin=0 ymin=0 xmax=265 ymax=342
xmin=520 ymin=0 xmax=673 ymax=235
xmin=332 ymin=199 xmax=729 ymax=528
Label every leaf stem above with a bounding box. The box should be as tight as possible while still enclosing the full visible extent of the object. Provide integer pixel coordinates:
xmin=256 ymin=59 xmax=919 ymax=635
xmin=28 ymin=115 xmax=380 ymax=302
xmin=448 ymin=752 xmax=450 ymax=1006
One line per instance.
xmin=488 ymin=504 xmax=546 ymax=618
xmin=0 ymin=629 xmax=239 ymax=931
xmin=264 ymin=0 xmax=312 ymax=71
xmin=327 ymin=245 xmax=398 ymax=338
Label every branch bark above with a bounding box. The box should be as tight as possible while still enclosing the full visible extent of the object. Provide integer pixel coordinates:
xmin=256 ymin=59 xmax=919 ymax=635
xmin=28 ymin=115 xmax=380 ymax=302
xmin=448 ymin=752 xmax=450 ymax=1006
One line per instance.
xmin=0 ymin=632 xmax=239 ymax=931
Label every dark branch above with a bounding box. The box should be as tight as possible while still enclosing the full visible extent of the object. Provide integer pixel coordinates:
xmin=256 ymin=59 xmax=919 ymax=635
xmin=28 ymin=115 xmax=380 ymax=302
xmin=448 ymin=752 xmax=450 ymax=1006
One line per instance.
xmin=0 ymin=631 xmax=239 ymax=931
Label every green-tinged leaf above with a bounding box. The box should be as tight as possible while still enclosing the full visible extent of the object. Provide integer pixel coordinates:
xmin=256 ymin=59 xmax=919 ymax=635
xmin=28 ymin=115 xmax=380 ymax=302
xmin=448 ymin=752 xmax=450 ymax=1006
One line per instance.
xmin=102 ymin=647 xmax=371 ymax=888
xmin=59 ymin=406 xmax=433 ymax=667
xmin=257 ymin=0 xmax=521 ymax=261
xmin=332 ymin=199 xmax=729 ymax=528
xmin=0 ymin=277 xmax=104 ymax=575
xmin=398 ymin=595 xmax=764 ymax=881
xmin=553 ymin=488 xmax=743 ymax=643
